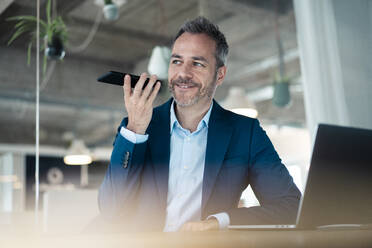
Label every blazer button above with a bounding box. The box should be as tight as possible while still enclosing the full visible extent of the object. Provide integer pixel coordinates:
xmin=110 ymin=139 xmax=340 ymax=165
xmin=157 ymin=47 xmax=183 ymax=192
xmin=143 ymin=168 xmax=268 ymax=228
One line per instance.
xmin=123 ymin=151 xmax=130 ymax=168
xmin=123 ymin=161 xmax=128 ymax=168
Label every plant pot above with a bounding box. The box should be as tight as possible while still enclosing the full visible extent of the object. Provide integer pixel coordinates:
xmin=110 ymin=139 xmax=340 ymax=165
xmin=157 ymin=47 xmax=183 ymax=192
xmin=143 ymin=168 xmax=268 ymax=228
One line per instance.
xmin=45 ymin=35 xmax=65 ymax=60
xmin=272 ymin=81 xmax=290 ymax=107
xmin=103 ymin=4 xmax=119 ymax=21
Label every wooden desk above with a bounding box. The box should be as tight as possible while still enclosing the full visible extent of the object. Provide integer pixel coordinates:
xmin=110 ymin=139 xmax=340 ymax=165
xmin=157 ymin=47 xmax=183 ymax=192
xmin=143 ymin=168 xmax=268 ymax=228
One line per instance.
xmin=2 ymin=229 xmax=372 ymax=248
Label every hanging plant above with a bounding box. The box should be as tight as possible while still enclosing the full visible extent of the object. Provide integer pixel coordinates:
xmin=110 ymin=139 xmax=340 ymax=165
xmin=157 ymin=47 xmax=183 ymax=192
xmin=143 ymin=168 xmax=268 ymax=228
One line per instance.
xmin=273 ymin=74 xmax=291 ymax=107
xmin=7 ymin=0 xmax=68 ymax=74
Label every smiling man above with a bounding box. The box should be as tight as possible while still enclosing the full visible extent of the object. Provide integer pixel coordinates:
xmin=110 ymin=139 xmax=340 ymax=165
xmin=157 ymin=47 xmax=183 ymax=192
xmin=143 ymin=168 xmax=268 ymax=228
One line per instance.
xmin=98 ymin=17 xmax=301 ymax=232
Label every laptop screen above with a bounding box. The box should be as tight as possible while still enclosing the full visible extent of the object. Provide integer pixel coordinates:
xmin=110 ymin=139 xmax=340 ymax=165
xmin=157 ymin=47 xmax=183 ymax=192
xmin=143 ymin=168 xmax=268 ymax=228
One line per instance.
xmin=296 ymin=124 xmax=372 ymax=229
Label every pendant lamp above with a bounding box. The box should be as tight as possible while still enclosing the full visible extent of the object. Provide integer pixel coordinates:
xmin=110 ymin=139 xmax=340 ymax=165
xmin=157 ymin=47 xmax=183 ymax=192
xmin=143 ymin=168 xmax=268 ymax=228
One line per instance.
xmin=147 ymin=46 xmax=171 ymax=80
xmin=63 ymin=140 xmax=92 ymax=165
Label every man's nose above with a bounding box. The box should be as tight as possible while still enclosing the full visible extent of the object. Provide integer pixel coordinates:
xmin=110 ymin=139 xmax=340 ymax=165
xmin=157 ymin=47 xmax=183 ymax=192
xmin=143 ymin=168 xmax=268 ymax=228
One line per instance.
xmin=177 ymin=63 xmax=193 ymax=80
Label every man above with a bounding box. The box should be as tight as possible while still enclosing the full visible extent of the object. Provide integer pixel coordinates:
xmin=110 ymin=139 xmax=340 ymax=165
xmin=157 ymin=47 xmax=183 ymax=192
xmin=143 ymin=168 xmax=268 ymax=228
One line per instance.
xmin=98 ymin=17 xmax=301 ymax=232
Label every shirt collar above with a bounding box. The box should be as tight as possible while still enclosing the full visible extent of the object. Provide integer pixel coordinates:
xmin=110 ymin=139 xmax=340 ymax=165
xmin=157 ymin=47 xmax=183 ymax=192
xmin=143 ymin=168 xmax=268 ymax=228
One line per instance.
xmin=170 ymin=99 xmax=213 ymax=134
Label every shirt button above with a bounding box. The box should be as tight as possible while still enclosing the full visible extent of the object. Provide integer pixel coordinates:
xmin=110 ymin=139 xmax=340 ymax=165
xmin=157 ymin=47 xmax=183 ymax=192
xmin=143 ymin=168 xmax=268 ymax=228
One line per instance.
xmin=183 ymin=165 xmax=188 ymax=170
xmin=185 ymin=137 xmax=190 ymax=141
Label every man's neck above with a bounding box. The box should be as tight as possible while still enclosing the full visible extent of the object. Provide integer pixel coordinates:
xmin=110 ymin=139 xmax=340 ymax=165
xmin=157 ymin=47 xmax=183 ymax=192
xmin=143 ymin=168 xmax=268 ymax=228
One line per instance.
xmin=174 ymin=99 xmax=212 ymax=133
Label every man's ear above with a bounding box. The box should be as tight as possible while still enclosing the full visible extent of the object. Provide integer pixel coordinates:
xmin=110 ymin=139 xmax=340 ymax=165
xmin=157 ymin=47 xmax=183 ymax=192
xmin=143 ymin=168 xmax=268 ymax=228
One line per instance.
xmin=216 ymin=66 xmax=227 ymax=86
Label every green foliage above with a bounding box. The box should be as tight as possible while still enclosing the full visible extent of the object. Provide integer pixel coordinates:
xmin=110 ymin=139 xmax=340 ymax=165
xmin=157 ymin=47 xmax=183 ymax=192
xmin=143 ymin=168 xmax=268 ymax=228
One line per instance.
xmin=6 ymin=0 xmax=68 ymax=74
xmin=104 ymin=0 xmax=113 ymax=5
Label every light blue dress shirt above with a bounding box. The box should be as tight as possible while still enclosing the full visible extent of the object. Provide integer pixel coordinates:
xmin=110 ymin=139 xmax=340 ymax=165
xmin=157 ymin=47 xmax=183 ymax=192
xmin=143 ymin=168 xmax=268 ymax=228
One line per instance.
xmin=120 ymin=100 xmax=229 ymax=231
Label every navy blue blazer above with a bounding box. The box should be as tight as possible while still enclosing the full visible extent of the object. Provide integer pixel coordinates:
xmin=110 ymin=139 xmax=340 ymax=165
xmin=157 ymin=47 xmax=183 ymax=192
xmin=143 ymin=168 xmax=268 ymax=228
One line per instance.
xmin=98 ymin=99 xmax=301 ymax=231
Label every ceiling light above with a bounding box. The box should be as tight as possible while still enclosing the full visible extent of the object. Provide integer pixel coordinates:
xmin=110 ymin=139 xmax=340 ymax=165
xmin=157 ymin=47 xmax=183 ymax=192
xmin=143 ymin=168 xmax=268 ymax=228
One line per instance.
xmin=221 ymin=87 xmax=258 ymax=118
xmin=63 ymin=140 xmax=92 ymax=165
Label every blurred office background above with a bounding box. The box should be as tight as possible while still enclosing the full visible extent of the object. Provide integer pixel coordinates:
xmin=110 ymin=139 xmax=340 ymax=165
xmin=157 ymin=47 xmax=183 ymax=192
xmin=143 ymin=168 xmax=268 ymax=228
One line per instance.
xmin=0 ymin=0 xmax=371 ymax=234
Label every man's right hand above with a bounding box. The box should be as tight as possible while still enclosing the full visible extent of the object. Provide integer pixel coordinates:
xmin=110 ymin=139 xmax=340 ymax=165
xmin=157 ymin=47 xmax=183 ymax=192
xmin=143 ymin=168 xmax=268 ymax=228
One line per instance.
xmin=123 ymin=73 xmax=161 ymax=135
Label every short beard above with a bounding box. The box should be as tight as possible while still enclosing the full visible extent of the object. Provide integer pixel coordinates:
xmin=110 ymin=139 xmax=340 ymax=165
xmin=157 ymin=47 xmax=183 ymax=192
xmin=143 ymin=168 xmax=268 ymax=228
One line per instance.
xmin=169 ymin=76 xmax=217 ymax=107
xmin=174 ymin=93 xmax=200 ymax=107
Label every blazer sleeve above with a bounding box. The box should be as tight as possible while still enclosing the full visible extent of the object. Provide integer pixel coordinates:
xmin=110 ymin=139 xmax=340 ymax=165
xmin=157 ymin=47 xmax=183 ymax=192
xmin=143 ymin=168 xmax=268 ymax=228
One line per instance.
xmin=98 ymin=117 xmax=148 ymax=219
xmin=227 ymin=119 xmax=302 ymax=224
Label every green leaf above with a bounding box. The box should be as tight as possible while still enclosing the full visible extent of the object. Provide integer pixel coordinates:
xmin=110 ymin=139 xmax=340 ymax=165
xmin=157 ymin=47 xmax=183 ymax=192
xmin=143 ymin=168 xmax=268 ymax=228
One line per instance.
xmin=47 ymin=28 xmax=53 ymax=43
xmin=7 ymin=15 xmax=47 ymax=29
xmin=14 ymin=22 xmax=36 ymax=34
xmin=27 ymin=42 xmax=32 ymax=66
xmin=7 ymin=15 xmax=37 ymax=22
xmin=15 ymin=20 xmax=30 ymax=28
xmin=7 ymin=16 xmax=47 ymax=28
xmin=43 ymin=53 xmax=47 ymax=75
xmin=46 ymin=0 xmax=51 ymax=25
xmin=7 ymin=24 xmax=35 ymax=45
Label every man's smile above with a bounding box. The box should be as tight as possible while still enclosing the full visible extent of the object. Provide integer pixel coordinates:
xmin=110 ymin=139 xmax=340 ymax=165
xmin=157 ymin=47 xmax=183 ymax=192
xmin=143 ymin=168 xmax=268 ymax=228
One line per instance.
xmin=171 ymin=78 xmax=201 ymax=92
xmin=175 ymin=83 xmax=198 ymax=90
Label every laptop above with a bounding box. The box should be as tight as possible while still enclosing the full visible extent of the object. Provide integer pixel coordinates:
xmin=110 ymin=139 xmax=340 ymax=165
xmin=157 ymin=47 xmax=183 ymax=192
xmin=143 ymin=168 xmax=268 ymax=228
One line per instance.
xmin=229 ymin=124 xmax=372 ymax=230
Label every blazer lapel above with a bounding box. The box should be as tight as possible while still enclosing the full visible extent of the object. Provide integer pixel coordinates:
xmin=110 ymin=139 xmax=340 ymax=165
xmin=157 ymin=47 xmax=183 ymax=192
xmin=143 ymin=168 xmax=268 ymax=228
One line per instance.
xmin=147 ymin=99 xmax=172 ymax=206
xmin=202 ymin=101 xmax=233 ymax=212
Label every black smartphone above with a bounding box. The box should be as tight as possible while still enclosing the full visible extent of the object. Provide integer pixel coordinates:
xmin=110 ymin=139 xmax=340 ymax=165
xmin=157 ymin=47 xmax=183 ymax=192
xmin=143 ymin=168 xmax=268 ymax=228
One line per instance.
xmin=97 ymin=71 xmax=162 ymax=89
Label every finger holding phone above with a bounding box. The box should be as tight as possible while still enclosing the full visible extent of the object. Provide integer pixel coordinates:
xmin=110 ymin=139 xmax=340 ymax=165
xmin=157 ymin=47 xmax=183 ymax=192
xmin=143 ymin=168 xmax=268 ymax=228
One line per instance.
xmin=123 ymin=72 xmax=161 ymax=134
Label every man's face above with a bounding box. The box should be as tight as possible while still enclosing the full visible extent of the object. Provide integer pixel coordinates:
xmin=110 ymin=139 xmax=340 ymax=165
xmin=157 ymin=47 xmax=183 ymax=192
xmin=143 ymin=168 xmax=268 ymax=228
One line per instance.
xmin=168 ymin=32 xmax=225 ymax=107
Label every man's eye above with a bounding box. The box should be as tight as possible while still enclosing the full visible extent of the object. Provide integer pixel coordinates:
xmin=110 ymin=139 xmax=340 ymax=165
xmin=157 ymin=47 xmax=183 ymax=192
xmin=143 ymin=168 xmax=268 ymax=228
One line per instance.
xmin=172 ymin=60 xmax=181 ymax=64
xmin=193 ymin=62 xmax=205 ymax=67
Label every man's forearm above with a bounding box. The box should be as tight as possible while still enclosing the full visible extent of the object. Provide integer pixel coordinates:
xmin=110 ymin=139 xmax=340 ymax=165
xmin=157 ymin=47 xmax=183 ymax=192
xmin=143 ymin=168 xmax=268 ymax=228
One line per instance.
xmin=227 ymin=195 xmax=301 ymax=225
xmin=98 ymin=132 xmax=147 ymax=217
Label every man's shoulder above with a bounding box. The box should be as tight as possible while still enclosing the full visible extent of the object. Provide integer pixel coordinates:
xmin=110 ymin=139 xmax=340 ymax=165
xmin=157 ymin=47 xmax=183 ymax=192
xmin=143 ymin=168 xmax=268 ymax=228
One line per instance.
xmin=213 ymin=100 xmax=257 ymax=125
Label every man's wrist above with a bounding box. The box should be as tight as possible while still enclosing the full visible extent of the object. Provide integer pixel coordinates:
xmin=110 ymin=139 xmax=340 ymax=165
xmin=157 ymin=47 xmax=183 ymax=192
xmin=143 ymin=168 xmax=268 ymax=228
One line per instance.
xmin=126 ymin=123 xmax=146 ymax=135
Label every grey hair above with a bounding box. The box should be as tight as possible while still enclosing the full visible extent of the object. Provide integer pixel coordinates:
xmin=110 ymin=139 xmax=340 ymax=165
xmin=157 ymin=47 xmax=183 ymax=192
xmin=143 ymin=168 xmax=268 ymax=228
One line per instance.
xmin=173 ymin=16 xmax=229 ymax=69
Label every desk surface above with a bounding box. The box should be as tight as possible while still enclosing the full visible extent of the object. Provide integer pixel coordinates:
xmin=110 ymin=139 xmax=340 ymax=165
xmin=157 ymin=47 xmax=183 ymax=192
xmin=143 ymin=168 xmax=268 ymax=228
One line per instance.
xmin=2 ymin=229 xmax=372 ymax=248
